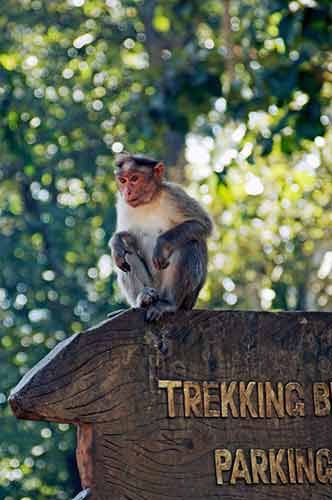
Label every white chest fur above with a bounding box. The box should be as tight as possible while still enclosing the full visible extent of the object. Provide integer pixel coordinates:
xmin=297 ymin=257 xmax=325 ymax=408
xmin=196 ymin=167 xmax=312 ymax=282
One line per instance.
xmin=116 ymin=193 xmax=176 ymax=264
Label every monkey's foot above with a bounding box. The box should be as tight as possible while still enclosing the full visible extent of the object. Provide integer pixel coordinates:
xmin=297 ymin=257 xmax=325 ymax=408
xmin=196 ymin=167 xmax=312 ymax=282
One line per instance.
xmin=145 ymin=301 xmax=167 ymax=322
xmin=137 ymin=287 xmax=159 ymax=308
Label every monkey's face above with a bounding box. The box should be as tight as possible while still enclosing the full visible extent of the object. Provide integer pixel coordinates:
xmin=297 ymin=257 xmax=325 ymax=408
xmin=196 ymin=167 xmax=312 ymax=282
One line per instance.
xmin=116 ymin=164 xmax=164 ymax=207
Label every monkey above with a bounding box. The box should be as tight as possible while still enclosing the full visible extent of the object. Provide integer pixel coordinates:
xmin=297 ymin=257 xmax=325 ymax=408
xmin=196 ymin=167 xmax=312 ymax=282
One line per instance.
xmin=110 ymin=153 xmax=213 ymax=321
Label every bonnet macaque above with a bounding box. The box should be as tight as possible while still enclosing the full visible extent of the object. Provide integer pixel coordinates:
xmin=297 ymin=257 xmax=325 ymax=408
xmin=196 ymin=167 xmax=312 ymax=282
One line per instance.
xmin=110 ymin=153 xmax=213 ymax=321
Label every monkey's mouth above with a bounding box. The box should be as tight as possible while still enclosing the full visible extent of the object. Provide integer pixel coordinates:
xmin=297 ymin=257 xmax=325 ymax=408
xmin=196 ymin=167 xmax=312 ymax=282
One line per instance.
xmin=127 ymin=198 xmax=140 ymax=206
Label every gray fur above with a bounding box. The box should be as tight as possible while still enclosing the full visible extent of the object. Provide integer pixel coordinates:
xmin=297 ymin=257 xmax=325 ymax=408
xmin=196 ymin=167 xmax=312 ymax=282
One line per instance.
xmin=111 ymin=167 xmax=212 ymax=321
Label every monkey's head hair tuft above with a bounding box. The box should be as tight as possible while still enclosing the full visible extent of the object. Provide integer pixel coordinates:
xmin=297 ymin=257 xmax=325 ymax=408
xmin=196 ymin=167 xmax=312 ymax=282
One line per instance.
xmin=114 ymin=153 xmax=160 ymax=172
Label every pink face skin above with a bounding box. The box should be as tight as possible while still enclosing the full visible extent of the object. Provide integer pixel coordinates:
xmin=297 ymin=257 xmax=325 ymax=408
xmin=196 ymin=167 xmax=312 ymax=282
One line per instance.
xmin=116 ymin=163 xmax=164 ymax=207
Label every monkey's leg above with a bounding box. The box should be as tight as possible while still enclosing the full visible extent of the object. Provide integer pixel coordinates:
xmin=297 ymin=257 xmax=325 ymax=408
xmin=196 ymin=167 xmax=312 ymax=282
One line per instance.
xmin=146 ymin=240 xmax=207 ymax=321
xmin=112 ymin=231 xmax=158 ymax=307
xmin=118 ymin=251 xmax=159 ymax=308
xmin=111 ymin=231 xmax=137 ymax=272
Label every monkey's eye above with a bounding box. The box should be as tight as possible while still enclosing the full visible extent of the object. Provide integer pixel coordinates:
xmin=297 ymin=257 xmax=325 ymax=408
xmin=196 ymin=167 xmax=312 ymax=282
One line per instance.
xmin=130 ymin=175 xmax=139 ymax=183
xmin=118 ymin=177 xmax=126 ymax=184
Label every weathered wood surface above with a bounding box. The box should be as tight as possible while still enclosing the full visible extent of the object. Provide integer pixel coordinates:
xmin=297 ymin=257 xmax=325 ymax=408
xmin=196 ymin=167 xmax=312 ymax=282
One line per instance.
xmin=9 ymin=310 xmax=332 ymax=500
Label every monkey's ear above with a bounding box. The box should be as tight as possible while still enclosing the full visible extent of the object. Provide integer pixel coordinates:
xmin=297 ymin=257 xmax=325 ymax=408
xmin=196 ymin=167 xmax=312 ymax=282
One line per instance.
xmin=153 ymin=162 xmax=164 ymax=181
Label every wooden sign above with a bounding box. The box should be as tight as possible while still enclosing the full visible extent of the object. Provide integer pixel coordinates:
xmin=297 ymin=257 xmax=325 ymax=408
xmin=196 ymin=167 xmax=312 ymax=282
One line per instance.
xmin=9 ymin=310 xmax=332 ymax=500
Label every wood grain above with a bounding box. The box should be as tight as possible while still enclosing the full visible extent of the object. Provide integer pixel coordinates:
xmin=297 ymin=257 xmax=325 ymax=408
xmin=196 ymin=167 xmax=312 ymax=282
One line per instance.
xmin=9 ymin=310 xmax=332 ymax=500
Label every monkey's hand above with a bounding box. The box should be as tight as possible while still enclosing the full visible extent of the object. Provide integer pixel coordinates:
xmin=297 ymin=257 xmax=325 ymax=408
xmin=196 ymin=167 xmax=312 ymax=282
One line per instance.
xmin=136 ymin=287 xmax=159 ymax=308
xmin=111 ymin=232 xmax=136 ymax=273
xmin=152 ymin=236 xmax=173 ymax=271
xmin=113 ymin=249 xmax=131 ymax=272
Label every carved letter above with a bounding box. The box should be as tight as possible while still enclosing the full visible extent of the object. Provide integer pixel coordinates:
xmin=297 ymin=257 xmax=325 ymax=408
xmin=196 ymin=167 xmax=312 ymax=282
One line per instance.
xmin=215 ymin=449 xmax=232 ymax=485
xmin=158 ymin=380 xmax=183 ymax=418
xmin=203 ymin=382 xmax=220 ymax=417
xmin=183 ymin=381 xmax=203 ymax=417
xmin=257 ymin=382 xmax=265 ymax=418
xmin=250 ymin=449 xmax=268 ymax=484
xmin=316 ymin=448 xmax=332 ymax=484
xmin=221 ymin=382 xmax=238 ymax=418
xmin=230 ymin=449 xmax=252 ymax=484
xmin=313 ymin=383 xmax=331 ymax=416
xmin=287 ymin=448 xmax=297 ymax=484
xmin=265 ymin=382 xmax=285 ymax=418
xmin=285 ymin=383 xmax=305 ymax=417
xmin=239 ymin=381 xmax=257 ymax=418
xmin=269 ymin=449 xmax=287 ymax=484
xmin=295 ymin=448 xmax=315 ymax=484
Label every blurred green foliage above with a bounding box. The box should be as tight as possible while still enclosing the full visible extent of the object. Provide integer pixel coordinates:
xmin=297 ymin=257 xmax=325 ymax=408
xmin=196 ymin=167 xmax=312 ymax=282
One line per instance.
xmin=1 ymin=0 xmax=332 ymax=498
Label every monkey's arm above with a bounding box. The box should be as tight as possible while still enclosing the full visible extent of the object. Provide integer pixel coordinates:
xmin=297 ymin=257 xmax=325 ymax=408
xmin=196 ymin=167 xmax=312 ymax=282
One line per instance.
xmin=152 ymin=183 xmax=213 ymax=270
xmin=112 ymin=233 xmax=157 ymax=307
xmin=110 ymin=231 xmax=138 ymax=272
xmin=153 ymin=219 xmax=211 ymax=270
xmin=163 ymin=181 xmax=213 ymax=235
